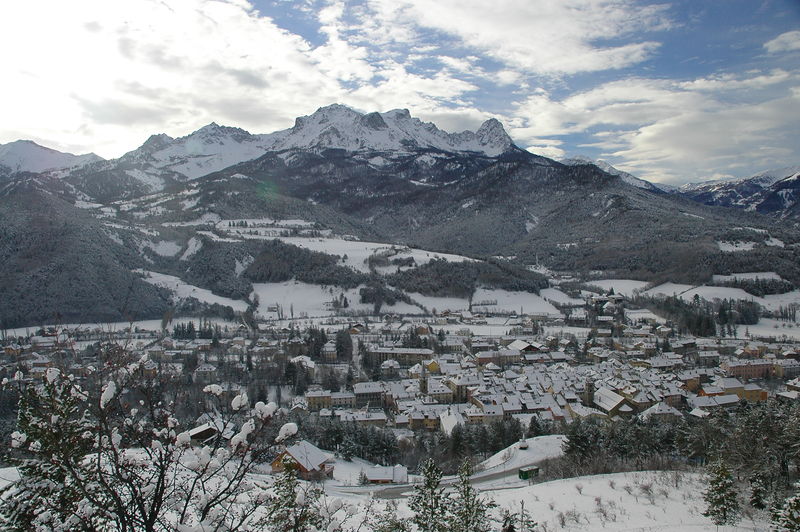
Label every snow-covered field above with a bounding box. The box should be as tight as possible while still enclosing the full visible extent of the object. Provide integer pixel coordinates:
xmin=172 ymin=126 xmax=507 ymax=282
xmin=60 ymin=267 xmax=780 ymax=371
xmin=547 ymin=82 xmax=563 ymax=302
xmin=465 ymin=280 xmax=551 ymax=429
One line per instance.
xmin=0 ymin=467 xmax=19 ymax=491
xmin=681 ymin=285 xmax=759 ymax=303
xmin=717 ymin=241 xmax=757 ymax=252
xmin=472 ymin=288 xmax=562 ymax=317
xmin=541 ymin=325 xmax=593 ymax=339
xmin=478 ymin=470 xmax=767 ymax=531
xmin=252 ymin=281 xmax=422 ymax=319
xmin=644 ymin=283 xmax=800 ymax=314
xmin=642 ymin=283 xmax=694 ymax=298
xmin=746 ymin=318 xmax=800 ymax=340
xmin=212 ymin=227 xmax=476 ymax=275
xmin=136 ymin=270 xmax=249 ymax=312
xmin=144 ymin=240 xmax=182 ymax=257
xmin=3 ymin=317 xmax=243 ymax=338
xmin=405 ymin=289 xmax=561 ymax=317
xmin=274 ymin=237 xmax=474 ymax=274
xmin=407 ymin=293 xmax=469 ymax=313
xmin=540 ymin=288 xmax=584 ymax=306
xmin=586 ymin=279 xmax=649 ymax=297
xmin=329 ymin=467 xmax=767 ymax=531
xmin=762 ymin=290 xmax=800 ymax=311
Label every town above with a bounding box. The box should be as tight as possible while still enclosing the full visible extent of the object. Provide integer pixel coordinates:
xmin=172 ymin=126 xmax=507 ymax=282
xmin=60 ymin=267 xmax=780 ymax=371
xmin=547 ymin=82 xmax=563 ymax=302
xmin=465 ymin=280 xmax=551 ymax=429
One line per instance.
xmin=4 ymin=282 xmax=799 ymax=478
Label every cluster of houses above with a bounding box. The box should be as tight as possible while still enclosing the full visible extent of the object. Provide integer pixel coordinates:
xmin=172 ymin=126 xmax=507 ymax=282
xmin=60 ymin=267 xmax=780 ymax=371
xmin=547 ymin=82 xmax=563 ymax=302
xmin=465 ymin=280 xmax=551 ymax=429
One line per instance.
xmin=296 ymin=332 xmax=800 ymax=436
xmin=3 ymin=288 xmax=800 ymax=485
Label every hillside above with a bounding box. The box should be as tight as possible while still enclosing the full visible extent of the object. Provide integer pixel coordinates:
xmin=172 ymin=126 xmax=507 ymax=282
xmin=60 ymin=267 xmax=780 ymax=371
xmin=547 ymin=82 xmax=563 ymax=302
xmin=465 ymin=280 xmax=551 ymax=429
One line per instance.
xmin=1 ymin=105 xmax=798 ymax=326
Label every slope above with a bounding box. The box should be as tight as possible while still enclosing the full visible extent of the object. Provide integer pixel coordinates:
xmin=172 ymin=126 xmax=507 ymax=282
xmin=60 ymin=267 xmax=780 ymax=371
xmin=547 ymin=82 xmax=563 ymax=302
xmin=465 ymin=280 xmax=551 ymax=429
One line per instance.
xmin=0 ymin=176 xmax=171 ymax=328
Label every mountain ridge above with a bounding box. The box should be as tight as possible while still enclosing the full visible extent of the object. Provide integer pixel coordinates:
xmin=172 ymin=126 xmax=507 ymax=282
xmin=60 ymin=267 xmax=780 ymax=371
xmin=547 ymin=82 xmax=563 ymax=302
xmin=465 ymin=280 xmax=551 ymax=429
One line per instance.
xmin=0 ymin=140 xmax=102 ymax=177
xmin=1 ymin=106 xmax=799 ymax=327
xmin=679 ymin=165 xmax=800 ymax=219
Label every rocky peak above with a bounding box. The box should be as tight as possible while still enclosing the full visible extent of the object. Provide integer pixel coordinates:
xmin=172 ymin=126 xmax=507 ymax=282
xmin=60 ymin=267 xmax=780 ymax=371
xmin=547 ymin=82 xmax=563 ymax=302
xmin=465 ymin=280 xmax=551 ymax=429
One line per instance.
xmin=138 ymin=133 xmax=174 ymax=153
xmin=264 ymin=104 xmax=518 ymax=156
xmin=476 ymin=118 xmax=513 ymax=152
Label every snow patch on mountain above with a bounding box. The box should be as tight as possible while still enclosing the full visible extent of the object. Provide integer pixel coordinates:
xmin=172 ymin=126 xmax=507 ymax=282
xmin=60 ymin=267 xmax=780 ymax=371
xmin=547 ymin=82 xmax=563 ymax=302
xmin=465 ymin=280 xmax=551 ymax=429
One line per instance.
xmin=180 ymin=238 xmax=203 ymax=261
xmin=144 ymin=240 xmax=181 ymax=257
xmin=0 ymin=140 xmax=102 ymax=175
xmin=136 ymin=270 xmax=248 ymax=311
xmin=717 ymin=240 xmax=756 ymax=252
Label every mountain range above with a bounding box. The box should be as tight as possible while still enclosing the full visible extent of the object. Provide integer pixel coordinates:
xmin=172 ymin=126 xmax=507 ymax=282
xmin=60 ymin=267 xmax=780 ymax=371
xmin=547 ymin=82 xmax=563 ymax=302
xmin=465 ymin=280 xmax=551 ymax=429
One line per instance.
xmin=1 ymin=104 xmax=798 ymax=327
xmin=678 ymin=166 xmax=800 ymax=220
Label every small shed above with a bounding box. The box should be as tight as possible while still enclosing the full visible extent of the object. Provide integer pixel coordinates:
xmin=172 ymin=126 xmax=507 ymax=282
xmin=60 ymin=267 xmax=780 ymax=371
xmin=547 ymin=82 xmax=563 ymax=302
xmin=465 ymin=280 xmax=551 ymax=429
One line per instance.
xmin=518 ymin=466 xmax=540 ymax=480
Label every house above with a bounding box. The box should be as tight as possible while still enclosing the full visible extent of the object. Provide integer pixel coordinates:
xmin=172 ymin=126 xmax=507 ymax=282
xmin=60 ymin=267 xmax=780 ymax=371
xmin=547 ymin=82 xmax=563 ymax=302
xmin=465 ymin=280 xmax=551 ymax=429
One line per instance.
xmin=774 ymin=359 xmax=800 ymax=380
xmin=338 ymin=410 xmax=388 ymax=426
xmin=271 ymin=440 xmax=334 ymax=480
xmin=193 ymin=363 xmax=218 ymax=384
xmin=380 ymin=359 xmax=401 ymax=378
xmin=722 ymin=360 xmax=772 ymax=380
xmin=445 ymin=373 xmax=481 ymax=402
xmin=593 ymin=387 xmax=633 ymax=417
xmin=639 ymin=402 xmax=683 ymax=421
xmin=362 ymin=465 xmax=408 ymax=484
xmin=188 ymin=423 xmax=219 ymax=445
xmin=353 ymin=381 xmax=385 ymax=407
xmin=322 ymin=341 xmax=337 ymax=362
xmin=330 ymin=391 xmax=357 ymax=408
xmin=306 ymin=389 xmax=332 ymax=411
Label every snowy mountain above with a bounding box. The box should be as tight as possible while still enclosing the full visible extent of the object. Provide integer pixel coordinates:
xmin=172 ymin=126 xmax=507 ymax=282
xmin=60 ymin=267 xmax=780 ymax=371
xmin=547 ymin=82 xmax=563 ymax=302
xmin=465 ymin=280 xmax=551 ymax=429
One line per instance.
xmin=560 ymin=156 xmax=665 ymax=192
xmin=119 ymin=124 xmax=273 ymax=180
xmin=260 ymin=104 xmax=515 ymax=156
xmin=58 ymin=104 xmax=519 ymax=201
xmin=679 ymin=166 xmax=800 ymax=218
xmin=0 ymin=140 xmax=102 ymax=176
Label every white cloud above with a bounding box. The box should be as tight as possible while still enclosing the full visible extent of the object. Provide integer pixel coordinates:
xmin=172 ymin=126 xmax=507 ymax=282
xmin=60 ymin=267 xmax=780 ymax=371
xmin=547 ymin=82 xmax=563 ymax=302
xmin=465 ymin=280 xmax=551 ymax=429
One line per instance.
xmin=0 ymin=0 xmax=488 ymax=157
xmin=512 ymin=71 xmax=800 ymax=183
xmin=361 ymin=0 xmax=672 ymax=75
xmin=525 ymin=143 xmax=565 ymax=160
xmin=764 ymin=30 xmax=800 ymax=53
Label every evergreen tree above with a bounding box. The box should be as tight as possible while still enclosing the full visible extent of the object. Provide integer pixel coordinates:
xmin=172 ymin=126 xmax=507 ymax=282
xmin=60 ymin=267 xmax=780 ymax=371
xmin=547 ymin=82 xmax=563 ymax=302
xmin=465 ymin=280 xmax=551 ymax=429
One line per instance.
xmin=370 ymin=500 xmax=412 ymax=532
xmin=749 ymin=472 xmax=769 ymax=510
xmin=501 ymin=502 xmax=537 ymax=532
xmin=335 ymin=329 xmax=353 ymax=360
xmin=702 ymin=459 xmax=741 ymax=526
xmin=263 ymin=459 xmax=323 ymax=532
xmin=409 ymin=459 xmax=449 ymax=532
xmin=0 ymin=369 xmax=102 ymax=530
xmin=447 ymin=459 xmax=497 ymax=532
xmin=773 ymin=483 xmax=800 ymax=531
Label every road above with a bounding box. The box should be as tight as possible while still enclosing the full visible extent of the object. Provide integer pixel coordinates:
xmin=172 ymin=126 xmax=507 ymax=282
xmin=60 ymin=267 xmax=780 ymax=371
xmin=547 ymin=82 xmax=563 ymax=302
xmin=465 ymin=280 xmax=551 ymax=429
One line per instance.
xmin=369 ymin=456 xmax=543 ymax=499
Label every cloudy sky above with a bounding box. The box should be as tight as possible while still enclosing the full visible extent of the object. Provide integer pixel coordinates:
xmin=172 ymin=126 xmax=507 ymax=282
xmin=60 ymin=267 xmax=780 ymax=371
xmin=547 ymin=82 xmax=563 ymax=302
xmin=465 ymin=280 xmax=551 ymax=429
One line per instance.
xmin=1 ymin=0 xmax=798 ymax=184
